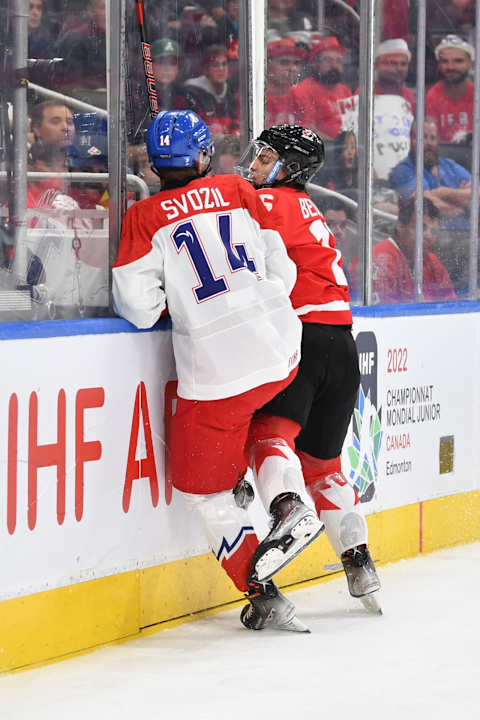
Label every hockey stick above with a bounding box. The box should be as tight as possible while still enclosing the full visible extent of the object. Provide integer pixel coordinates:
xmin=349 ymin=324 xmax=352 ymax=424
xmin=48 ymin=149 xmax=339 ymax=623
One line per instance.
xmin=135 ymin=0 xmax=159 ymax=119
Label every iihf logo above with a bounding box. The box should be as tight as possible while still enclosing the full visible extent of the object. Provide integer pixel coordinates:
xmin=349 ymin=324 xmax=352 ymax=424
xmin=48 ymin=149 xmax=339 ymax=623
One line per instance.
xmin=346 ymin=332 xmax=383 ymax=503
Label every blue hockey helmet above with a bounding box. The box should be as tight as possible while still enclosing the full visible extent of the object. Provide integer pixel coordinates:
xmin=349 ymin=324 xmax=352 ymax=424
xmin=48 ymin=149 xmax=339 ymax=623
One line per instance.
xmin=146 ymin=110 xmax=214 ymax=170
xmin=67 ymin=112 xmax=108 ymax=171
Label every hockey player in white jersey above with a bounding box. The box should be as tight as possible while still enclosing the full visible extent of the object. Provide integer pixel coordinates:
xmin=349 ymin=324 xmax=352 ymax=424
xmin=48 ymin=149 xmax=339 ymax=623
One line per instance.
xmin=236 ymin=124 xmax=381 ymax=613
xmin=112 ymin=110 xmax=323 ymax=631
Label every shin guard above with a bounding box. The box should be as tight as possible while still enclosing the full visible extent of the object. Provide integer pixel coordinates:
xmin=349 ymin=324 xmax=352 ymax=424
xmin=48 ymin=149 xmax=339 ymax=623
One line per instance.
xmin=181 ymin=490 xmax=259 ymax=592
xmin=307 ymin=471 xmax=368 ymax=557
xmin=247 ymin=415 xmax=308 ymax=512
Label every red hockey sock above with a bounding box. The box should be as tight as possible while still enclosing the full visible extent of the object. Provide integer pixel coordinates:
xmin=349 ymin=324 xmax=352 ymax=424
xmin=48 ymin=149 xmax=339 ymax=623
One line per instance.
xmin=219 ymin=531 xmax=259 ymax=592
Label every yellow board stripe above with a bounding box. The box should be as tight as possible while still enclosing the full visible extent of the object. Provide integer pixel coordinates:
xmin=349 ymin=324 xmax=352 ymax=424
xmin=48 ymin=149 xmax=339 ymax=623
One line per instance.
xmin=1 ymin=490 xmax=479 ymax=674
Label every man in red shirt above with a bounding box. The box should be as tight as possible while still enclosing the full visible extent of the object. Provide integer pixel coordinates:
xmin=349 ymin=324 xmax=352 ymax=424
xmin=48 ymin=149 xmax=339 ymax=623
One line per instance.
xmin=265 ymin=39 xmax=306 ymax=127
xmin=372 ymin=38 xmax=414 ymax=111
xmin=293 ymin=36 xmax=351 ymax=140
xmin=349 ymin=197 xmax=456 ymax=303
xmin=426 ymin=34 xmax=474 ymax=143
xmin=236 ymin=125 xmax=382 ymax=613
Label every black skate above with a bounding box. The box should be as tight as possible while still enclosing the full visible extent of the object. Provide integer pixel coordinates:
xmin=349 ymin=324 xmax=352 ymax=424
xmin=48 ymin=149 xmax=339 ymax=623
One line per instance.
xmin=251 ymin=492 xmax=324 ymax=582
xmin=341 ymin=544 xmax=382 ymax=614
xmin=241 ymin=576 xmax=310 ymax=632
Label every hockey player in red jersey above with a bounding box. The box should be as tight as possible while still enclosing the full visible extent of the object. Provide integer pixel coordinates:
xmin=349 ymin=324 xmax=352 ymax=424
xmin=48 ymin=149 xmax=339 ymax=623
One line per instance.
xmin=112 ymin=111 xmax=324 ymax=631
xmin=236 ymin=124 xmax=381 ymax=613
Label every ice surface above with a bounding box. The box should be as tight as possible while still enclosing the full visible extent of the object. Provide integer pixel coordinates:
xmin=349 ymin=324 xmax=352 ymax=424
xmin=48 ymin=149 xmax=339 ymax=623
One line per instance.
xmin=1 ymin=543 xmax=479 ymax=720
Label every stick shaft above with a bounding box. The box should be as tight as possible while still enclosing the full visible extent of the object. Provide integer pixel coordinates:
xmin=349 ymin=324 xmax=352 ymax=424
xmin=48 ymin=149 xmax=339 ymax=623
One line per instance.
xmin=135 ymin=0 xmax=159 ymax=119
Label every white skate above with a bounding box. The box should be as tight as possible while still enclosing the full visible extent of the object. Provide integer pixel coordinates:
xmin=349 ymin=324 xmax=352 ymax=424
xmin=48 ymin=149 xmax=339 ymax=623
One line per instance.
xmin=252 ymin=492 xmax=324 ymax=582
xmin=341 ymin=544 xmax=382 ymax=615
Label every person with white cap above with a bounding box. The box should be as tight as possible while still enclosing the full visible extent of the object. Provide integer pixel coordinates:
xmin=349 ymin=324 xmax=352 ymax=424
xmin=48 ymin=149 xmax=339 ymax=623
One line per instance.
xmin=353 ymin=38 xmax=414 ymax=180
xmin=425 ymin=34 xmax=474 ymax=143
xmin=372 ymin=38 xmax=414 ymax=111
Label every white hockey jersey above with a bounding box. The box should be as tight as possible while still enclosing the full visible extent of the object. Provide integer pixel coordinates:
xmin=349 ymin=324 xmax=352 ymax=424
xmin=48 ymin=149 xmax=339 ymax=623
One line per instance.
xmin=112 ymin=174 xmax=301 ymax=400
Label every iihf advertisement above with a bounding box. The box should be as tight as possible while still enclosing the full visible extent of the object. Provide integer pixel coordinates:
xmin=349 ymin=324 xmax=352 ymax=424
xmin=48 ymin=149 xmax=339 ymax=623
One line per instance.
xmin=0 ymin=312 xmax=478 ymax=601
xmin=343 ymin=312 xmax=479 ymax=514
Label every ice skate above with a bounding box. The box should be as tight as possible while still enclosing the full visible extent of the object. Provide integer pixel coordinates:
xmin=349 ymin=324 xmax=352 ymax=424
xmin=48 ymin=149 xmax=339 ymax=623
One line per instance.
xmin=241 ymin=576 xmax=310 ymax=632
xmin=251 ymin=492 xmax=324 ymax=582
xmin=341 ymin=544 xmax=382 ymax=614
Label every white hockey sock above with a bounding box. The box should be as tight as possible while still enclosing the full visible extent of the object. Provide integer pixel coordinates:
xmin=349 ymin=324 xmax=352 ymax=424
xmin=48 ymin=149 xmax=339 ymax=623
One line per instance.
xmin=180 ymin=489 xmax=259 ymax=591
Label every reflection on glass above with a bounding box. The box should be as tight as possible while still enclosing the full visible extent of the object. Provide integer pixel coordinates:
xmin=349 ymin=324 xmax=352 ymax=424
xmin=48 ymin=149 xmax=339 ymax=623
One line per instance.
xmin=126 ymin=0 xmax=242 ymax=190
xmin=351 ymin=196 xmax=457 ymax=304
xmin=0 ymin=0 xmax=109 ymax=322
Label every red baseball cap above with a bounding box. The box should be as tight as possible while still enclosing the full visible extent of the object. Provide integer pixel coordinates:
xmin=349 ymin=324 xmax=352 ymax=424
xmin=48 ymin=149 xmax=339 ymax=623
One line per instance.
xmin=267 ymin=38 xmax=308 ymax=60
xmin=310 ymin=36 xmax=347 ymax=61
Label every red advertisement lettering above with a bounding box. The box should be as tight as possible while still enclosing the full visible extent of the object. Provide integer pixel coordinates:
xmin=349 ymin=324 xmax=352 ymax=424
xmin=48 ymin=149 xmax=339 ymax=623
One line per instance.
xmin=75 ymin=388 xmax=105 ymax=521
xmin=7 ymin=394 xmax=18 ymax=535
xmin=123 ymin=382 xmax=159 ymax=512
xmin=28 ymin=390 xmax=66 ymax=530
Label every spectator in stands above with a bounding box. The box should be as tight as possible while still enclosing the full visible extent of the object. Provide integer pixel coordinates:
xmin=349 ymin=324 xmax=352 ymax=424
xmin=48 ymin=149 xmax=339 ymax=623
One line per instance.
xmin=25 ymin=139 xmax=108 ymax=316
xmin=212 ymin=133 xmax=241 ymax=174
xmin=321 ymin=196 xmax=356 ymax=283
xmin=388 ymin=117 xmax=471 ymax=230
xmin=349 ymin=197 xmax=456 ymax=304
xmin=350 ymin=38 xmax=414 ymax=181
xmin=176 ymin=3 xmax=219 ymax=80
xmin=30 ymin=101 xmax=74 ymax=149
xmin=265 ymin=39 xmax=306 ymax=127
xmin=372 ymin=38 xmax=414 ymax=111
xmin=151 ymin=38 xmax=187 ymax=111
xmin=425 ymin=34 xmax=474 ymax=143
xmin=293 ymin=36 xmax=351 ymax=141
xmin=315 ymin=129 xmax=358 ymax=202
xmin=267 ymin=0 xmax=313 ymax=34
xmin=27 ymin=141 xmax=69 ymax=213
xmin=28 ymin=0 xmax=56 ymax=87
xmin=205 ymin=1 xmax=239 ymax=50
xmin=56 ymin=0 xmax=107 ymax=104
xmin=322 ymin=196 xmax=349 ymax=250
xmin=183 ymin=44 xmax=239 ymax=136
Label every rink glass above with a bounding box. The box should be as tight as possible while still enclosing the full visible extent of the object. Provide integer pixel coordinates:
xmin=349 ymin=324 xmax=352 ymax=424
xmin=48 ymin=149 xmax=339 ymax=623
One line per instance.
xmin=0 ymin=0 xmax=477 ymax=324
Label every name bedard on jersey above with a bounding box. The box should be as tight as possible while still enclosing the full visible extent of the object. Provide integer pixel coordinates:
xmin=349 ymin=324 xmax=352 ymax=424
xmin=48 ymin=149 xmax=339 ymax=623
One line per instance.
xmin=257 ymin=185 xmax=352 ymax=326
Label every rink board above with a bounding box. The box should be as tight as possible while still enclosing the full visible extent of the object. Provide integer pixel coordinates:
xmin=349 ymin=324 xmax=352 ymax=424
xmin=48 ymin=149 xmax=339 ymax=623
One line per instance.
xmin=0 ymin=308 xmax=479 ymax=672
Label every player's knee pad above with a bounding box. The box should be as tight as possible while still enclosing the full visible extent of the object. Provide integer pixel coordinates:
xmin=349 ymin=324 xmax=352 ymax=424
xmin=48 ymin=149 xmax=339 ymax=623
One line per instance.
xmin=180 ymin=490 xmax=258 ymax=592
xmin=307 ymin=472 xmax=367 ymax=556
xmin=250 ymin=437 xmax=307 ymax=511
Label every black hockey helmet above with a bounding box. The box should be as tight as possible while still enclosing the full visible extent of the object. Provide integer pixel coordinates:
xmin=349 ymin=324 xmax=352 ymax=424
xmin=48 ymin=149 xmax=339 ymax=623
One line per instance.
xmin=256 ymin=125 xmax=325 ymax=186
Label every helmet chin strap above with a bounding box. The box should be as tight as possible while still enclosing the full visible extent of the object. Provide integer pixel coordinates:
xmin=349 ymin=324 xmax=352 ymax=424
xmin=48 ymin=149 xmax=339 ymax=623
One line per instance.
xmin=265 ymin=159 xmax=284 ymax=185
xmin=197 ymin=151 xmax=212 ymax=177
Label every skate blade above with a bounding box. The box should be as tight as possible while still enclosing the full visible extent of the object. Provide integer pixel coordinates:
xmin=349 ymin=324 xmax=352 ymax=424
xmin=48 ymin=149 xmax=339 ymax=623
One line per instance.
xmin=276 ymin=616 xmax=311 ymax=633
xmin=255 ymin=519 xmax=324 ymax=582
xmin=360 ymin=591 xmax=382 ymax=615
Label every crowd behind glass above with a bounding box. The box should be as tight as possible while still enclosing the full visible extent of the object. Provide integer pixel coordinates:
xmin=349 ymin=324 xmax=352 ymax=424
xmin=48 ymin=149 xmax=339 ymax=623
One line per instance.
xmin=0 ymin=0 xmax=478 ymax=321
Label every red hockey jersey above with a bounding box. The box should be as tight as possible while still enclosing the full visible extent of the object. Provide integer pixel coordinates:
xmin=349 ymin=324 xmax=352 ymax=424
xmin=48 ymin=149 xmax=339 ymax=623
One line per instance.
xmin=257 ymin=186 xmax=352 ymax=325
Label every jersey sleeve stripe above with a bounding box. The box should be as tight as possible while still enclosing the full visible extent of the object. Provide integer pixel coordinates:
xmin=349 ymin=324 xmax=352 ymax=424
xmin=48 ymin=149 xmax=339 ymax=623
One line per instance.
xmin=296 ymin=300 xmax=350 ymax=315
